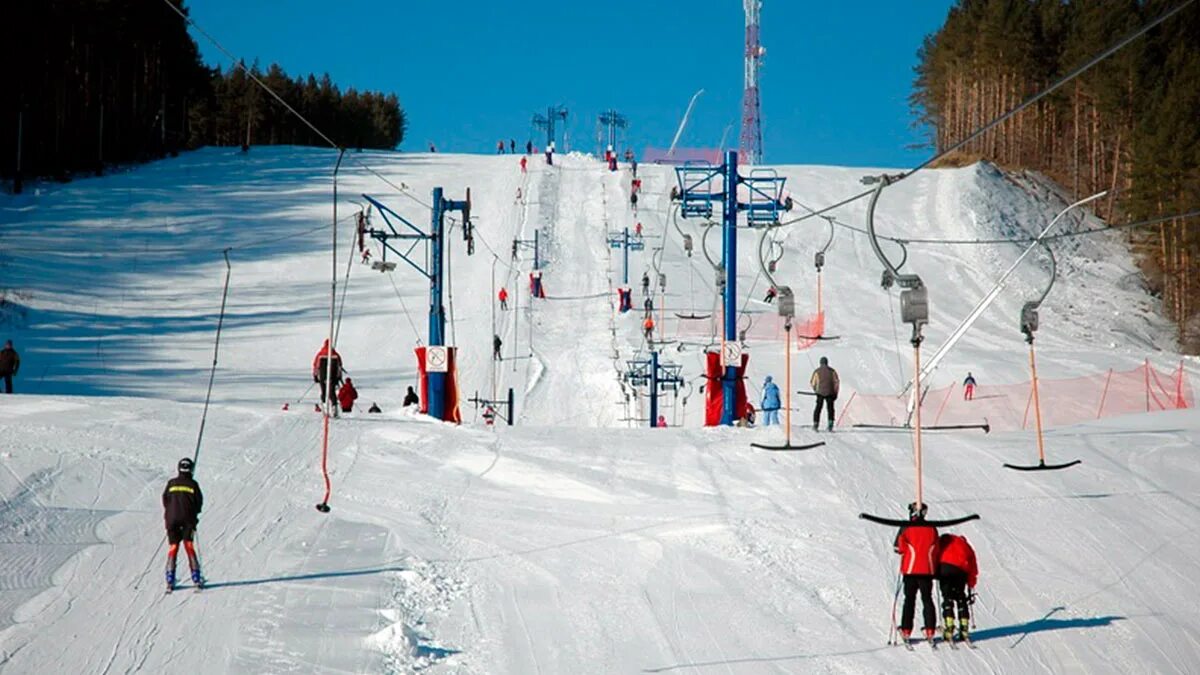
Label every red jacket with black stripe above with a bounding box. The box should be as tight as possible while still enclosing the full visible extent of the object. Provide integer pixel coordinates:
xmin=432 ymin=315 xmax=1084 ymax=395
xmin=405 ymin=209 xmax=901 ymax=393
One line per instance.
xmin=938 ymin=534 xmax=978 ymax=588
xmin=895 ymin=523 xmax=939 ymax=576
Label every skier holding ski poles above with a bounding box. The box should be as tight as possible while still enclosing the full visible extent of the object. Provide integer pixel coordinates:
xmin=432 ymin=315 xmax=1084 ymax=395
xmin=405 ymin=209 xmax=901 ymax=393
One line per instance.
xmin=163 ymin=457 xmax=204 ymax=591
xmin=894 ymin=502 xmax=939 ymax=647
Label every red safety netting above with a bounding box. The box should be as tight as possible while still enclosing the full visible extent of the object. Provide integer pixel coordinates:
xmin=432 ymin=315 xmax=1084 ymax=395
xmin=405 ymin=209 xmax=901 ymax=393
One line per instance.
xmin=838 ymin=360 xmax=1192 ymax=432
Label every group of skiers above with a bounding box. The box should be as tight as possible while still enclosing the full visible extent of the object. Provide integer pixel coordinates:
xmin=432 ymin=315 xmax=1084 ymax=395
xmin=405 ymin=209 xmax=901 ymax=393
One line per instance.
xmin=309 ymin=339 xmax=392 ymax=415
xmin=752 ymin=357 xmax=840 ymax=430
xmin=894 ymin=502 xmax=979 ymax=645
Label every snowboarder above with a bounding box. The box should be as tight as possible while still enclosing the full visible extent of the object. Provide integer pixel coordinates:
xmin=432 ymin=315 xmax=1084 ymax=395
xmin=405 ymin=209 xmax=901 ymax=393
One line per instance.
xmin=761 ymin=375 xmax=781 ymax=426
xmin=810 ymin=356 xmax=839 ymax=431
xmin=519 ymin=156 xmax=527 ymax=173
xmin=498 ymin=287 xmax=509 ymax=311
xmin=312 ymin=339 xmax=343 ymax=410
xmin=763 ymin=286 xmax=777 ymax=304
xmin=493 ymin=334 xmax=503 ymax=361
xmin=895 ymin=502 xmax=939 ymax=645
xmin=938 ymin=533 xmax=978 ymax=643
xmin=337 ymin=377 xmax=358 ymax=413
xmin=656 ymin=414 xmax=668 ymax=428
xmin=641 ymin=272 xmax=650 ymax=296
xmin=963 ymin=372 xmax=977 ymax=401
xmin=403 ymin=386 xmax=419 ymax=408
xmin=163 ymin=457 xmax=203 ymax=590
xmin=0 ymin=340 xmax=19 ymax=394
xmin=368 ymin=402 xmax=382 ymax=413
xmin=642 ymin=316 xmax=655 ymax=341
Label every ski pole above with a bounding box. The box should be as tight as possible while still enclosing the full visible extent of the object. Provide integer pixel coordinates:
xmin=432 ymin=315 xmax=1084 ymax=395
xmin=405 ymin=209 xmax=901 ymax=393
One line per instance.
xmin=888 ymin=571 xmax=902 ymax=645
xmin=295 ymin=380 xmax=316 ymax=404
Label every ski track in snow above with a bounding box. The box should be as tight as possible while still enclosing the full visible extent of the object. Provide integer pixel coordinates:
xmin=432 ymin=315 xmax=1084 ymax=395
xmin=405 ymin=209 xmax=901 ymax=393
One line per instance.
xmin=1 ymin=148 xmax=1199 ymax=673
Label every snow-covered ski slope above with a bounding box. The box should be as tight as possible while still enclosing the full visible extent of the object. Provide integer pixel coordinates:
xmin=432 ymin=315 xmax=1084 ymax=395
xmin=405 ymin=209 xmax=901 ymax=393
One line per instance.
xmin=2 ymin=147 xmax=1199 ymax=673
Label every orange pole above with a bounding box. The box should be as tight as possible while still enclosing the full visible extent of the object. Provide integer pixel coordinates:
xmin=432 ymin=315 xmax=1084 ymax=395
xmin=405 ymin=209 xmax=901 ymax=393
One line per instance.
xmin=1029 ymin=342 xmax=1047 ymax=464
xmin=785 ymin=320 xmax=792 ymax=445
xmin=1096 ymin=368 xmax=1113 ymax=419
xmin=913 ymin=342 xmax=923 ymax=510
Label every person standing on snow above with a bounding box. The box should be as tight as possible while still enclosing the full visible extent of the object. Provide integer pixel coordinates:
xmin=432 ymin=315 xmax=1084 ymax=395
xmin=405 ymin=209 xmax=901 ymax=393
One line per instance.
xmin=312 ymin=339 xmax=343 ymax=411
xmin=656 ymin=415 xmax=668 ymax=427
xmin=337 ymin=377 xmax=358 ymax=413
xmin=163 ymin=457 xmax=203 ymax=590
xmin=641 ymin=272 xmax=650 ymax=296
xmin=519 ymin=156 xmax=527 ymax=173
xmin=810 ymin=356 xmax=839 ymax=431
xmin=938 ymin=533 xmax=978 ymax=643
xmin=642 ymin=316 xmax=655 ymax=341
xmin=894 ymin=502 xmax=939 ymax=645
xmin=526 ymin=140 xmax=533 ymax=155
xmin=493 ymin=334 xmax=503 ymax=361
xmin=761 ymin=375 xmax=781 ymax=426
xmin=510 ymin=139 xmax=516 ymax=153
xmin=498 ymin=287 xmax=509 ymax=311
xmin=963 ymin=372 xmax=977 ymax=401
xmin=403 ymin=386 xmax=419 ymax=408
xmin=0 ymin=340 xmax=19 ymax=394
xmin=634 ymin=221 xmax=643 ymax=237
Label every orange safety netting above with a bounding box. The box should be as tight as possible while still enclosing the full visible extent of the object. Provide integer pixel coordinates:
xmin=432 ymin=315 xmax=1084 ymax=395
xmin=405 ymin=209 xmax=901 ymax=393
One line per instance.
xmin=838 ymin=360 xmax=1192 ymax=432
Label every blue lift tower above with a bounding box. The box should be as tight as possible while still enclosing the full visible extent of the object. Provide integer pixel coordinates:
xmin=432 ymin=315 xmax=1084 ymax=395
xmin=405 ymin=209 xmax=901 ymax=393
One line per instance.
xmin=361 ymin=188 xmax=471 ymax=421
xmin=672 ymin=150 xmax=791 ymax=425
xmin=606 ymin=226 xmax=645 ymax=285
xmin=624 ymin=351 xmax=685 ymax=427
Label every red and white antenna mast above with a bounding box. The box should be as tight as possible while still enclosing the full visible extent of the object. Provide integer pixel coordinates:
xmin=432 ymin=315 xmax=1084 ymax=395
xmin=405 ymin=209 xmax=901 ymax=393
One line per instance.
xmin=740 ymin=0 xmax=764 ymax=165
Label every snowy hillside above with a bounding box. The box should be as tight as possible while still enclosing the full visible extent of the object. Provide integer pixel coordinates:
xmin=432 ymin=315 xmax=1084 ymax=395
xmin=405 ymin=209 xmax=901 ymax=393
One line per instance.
xmin=2 ymin=147 xmax=1199 ymax=673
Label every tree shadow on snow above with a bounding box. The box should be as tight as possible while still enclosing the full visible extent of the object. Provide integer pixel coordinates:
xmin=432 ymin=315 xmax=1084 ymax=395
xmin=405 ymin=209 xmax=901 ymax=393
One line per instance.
xmin=202 ymin=565 xmax=407 ymax=591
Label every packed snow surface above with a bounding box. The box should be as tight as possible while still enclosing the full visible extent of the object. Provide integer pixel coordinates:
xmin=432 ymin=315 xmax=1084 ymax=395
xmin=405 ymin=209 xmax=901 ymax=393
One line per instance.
xmin=2 ymin=147 xmax=1199 ymax=673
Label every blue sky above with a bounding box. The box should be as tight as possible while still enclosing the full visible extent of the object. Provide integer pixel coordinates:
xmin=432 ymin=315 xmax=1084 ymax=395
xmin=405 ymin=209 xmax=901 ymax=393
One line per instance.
xmin=185 ymin=1 xmax=955 ymax=167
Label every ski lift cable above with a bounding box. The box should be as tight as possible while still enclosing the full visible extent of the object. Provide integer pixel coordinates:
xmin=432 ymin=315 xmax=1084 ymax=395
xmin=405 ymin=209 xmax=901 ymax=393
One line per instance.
xmin=772 ymin=0 xmax=1195 ymax=232
xmin=159 ymin=0 xmax=434 ymax=212
xmin=191 ymin=249 xmax=232 ymax=468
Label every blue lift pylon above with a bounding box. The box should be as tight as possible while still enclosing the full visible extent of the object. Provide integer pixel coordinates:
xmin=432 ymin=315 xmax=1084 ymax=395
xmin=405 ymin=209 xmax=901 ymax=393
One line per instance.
xmin=607 ymin=226 xmax=644 ymax=286
xmin=671 ymin=150 xmax=791 ymax=425
xmin=361 ymin=188 xmax=471 ymax=421
xmin=512 ymin=229 xmax=541 ymax=269
xmin=624 ymin=350 xmax=685 ymax=427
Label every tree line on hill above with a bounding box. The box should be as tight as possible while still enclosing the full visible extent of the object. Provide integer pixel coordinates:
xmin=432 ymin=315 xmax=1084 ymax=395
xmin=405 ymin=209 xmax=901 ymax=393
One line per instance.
xmin=1 ymin=0 xmax=405 ymax=187
xmin=911 ymin=0 xmax=1200 ymax=350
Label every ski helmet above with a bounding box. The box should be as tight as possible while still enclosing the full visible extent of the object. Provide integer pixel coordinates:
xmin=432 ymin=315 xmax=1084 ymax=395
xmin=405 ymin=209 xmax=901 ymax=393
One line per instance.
xmin=178 ymin=457 xmax=195 ymax=475
xmin=907 ymin=501 xmax=928 ymax=520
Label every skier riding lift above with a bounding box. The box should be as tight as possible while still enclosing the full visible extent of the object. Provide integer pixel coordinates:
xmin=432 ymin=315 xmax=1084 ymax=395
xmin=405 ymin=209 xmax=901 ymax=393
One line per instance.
xmin=312 ymin=339 xmax=344 ymax=411
xmin=894 ymin=502 xmax=939 ymax=646
xmin=163 ymin=457 xmax=203 ymax=591
xmin=761 ymin=375 xmax=781 ymax=426
xmin=938 ymin=532 xmax=978 ymax=643
xmin=810 ymin=356 xmax=839 ymax=431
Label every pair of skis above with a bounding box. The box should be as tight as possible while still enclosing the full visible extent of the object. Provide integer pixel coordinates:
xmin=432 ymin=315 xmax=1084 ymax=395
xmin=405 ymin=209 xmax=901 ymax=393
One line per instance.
xmin=898 ymin=634 xmax=975 ymax=651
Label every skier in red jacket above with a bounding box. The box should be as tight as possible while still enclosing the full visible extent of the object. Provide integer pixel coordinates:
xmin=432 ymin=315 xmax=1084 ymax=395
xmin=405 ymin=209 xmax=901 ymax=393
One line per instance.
xmin=337 ymin=378 xmax=358 ymax=413
xmin=894 ymin=502 xmax=939 ymax=644
xmin=938 ymin=533 xmax=978 ymax=643
xmin=312 ymin=339 xmax=343 ymax=410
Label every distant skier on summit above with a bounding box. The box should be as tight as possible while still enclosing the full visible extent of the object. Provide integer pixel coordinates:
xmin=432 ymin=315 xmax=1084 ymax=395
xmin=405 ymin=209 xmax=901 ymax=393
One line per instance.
xmin=163 ymin=457 xmax=203 ymax=591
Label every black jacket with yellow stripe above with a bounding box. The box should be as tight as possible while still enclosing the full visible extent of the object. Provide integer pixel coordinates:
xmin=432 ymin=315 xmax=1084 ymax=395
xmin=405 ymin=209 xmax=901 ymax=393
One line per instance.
xmin=163 ymin=475 xmax=203 ymax=526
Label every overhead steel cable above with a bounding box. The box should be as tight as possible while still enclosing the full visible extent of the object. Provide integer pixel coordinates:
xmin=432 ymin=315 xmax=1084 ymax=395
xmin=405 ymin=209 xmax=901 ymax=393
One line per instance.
xmin=159 ymin=0 xmax=432 ymax=211
xmin=773 ymin=0 xmax=1197 ymax=230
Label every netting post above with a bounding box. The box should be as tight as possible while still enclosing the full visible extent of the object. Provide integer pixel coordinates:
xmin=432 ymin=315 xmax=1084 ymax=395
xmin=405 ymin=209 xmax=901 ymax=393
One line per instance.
xmin=1144 ymin=358 xmax=1150 ymax=413
xmin=1096 ymin=368 xmax=1113 ymax=418
xmin=933 ymin=382 xmax=955 ymax=426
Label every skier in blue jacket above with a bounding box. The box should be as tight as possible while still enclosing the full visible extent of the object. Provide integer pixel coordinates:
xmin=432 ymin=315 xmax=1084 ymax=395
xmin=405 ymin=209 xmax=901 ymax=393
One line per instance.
xmin=761 ymin=375 xmax=781 ymax=426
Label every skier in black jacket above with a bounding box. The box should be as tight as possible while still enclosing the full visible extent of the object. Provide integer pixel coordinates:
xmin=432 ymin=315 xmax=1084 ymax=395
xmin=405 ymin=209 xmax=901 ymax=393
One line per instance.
xmin=163 ymin=457 xmax=204 ymax=590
